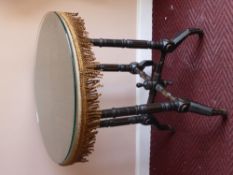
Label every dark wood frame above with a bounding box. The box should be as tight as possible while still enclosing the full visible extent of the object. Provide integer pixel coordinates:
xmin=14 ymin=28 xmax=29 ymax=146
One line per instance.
xmin=91 ymin=28 xmax=227 ymax=131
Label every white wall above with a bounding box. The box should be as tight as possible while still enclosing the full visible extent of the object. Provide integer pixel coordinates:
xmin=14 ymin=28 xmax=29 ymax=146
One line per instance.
xmin=0 ymin=0 xmax=136 ymax=175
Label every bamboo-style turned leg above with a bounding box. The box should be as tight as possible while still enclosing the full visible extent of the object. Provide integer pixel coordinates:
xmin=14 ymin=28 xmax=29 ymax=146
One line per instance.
xmin=99 ymin=115 xmax=175 ymax=132
xmin=100 ymin=100 xmax=226 ymax=120
xmin=90 ymin=28 xmax=203 ymax=52
xmin=99 ymin=102 xmax=226 ymax=128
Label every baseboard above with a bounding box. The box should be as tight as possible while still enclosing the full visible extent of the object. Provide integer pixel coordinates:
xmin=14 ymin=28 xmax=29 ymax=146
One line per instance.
xmin=135 ymin=0 xmax=153 ymax=175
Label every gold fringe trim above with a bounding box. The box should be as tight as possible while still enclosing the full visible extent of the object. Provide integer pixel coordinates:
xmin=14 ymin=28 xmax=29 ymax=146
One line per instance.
xmin=57 ymin=12 xmax=102 ymax=164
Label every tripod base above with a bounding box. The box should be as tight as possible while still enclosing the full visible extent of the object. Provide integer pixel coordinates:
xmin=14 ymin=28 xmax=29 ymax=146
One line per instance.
xmin=93 ymin=28 xmax=227 ymax=132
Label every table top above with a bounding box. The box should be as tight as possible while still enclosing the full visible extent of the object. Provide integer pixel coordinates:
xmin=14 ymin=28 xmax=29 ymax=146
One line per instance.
xmin=34 ymin=12 xmax=101 ymax=165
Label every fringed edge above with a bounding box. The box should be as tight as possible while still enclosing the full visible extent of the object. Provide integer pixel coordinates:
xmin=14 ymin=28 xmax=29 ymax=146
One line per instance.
xmin=57 ymin=12 xmax=102 ymax=163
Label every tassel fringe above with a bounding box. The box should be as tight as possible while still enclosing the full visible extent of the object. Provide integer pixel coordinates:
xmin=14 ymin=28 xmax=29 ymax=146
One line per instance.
xmin=57 ymin=12 xmax=102 ymax=164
